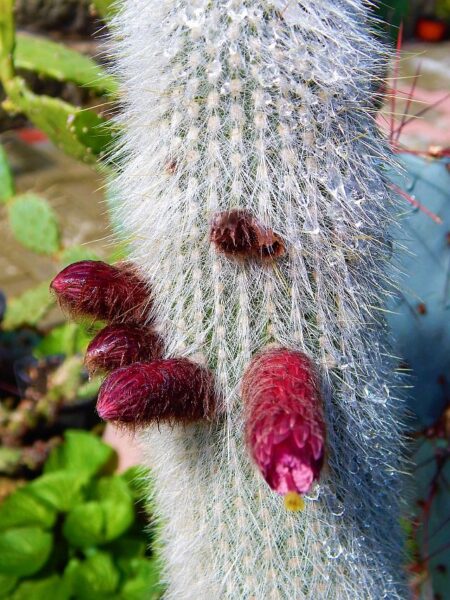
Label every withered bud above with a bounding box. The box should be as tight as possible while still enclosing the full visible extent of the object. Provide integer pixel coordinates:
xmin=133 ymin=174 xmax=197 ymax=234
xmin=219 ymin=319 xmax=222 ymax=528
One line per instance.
xmin=85 ymin=324 xmax=163 ymax=374
xmin=210 ymin=209 xmax=285 ymax=260
xmin=50 ymin=260 xmax=150 ymax=324
xmin=97 ymin=358 xmax=216 ymax=425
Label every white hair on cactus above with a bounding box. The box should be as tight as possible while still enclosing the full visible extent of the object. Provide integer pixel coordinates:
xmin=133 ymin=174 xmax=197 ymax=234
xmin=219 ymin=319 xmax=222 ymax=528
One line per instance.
xmin=110 ymin=0 xmax=406 ymax=598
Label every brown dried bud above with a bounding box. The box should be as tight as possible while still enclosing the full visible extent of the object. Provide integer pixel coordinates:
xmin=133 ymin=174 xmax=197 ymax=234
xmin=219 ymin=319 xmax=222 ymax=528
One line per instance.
xmin=210 ymin=209 xmax=285 ymax=260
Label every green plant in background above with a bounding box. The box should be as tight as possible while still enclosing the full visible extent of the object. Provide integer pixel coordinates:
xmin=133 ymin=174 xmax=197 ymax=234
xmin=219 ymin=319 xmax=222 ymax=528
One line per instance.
xmin=0 ymin=0 xmax=116 ymax=165
xmin=436 ymin=0 xmax=450 ymax=20
xmin=0 ymin=140 xmax=102 ymax=328
xmin=0 ymin=429 xmax=164 ymax=599
xmin=0 ymin=141 xmax=108 ymax=476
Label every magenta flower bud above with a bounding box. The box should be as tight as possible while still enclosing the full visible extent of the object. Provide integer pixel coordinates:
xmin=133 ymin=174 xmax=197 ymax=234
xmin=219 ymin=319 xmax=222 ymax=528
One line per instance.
xmin=50 ymin=260 xmax=150 ymax=324
xmin=242 ymin=348 xmax=325 ymax=496
xmin=97 ymin=359 xmax=216 ymax=425
xmin=85 ymin=324 xmax=163 ymax=374
xmin=210 ymin=209 xmax=285 ymax=260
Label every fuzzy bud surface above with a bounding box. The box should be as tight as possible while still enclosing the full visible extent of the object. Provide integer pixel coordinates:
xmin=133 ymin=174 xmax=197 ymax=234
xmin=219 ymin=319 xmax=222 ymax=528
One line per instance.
xmin=243 ymin=348 xmax=325 ymax=495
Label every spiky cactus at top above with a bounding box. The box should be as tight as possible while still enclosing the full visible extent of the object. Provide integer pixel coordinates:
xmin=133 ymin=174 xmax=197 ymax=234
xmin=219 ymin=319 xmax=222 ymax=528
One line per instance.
xmin=51 ymin=1 xmax=407 ymax=598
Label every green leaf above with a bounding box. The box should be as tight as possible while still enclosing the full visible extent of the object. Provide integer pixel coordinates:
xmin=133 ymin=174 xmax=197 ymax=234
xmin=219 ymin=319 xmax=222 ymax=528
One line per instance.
xmin=0 ymin=573 xmax=18 ymax=597
xmin=34 ymin=322 xmax=93 ymax=358
xmin=0 ymin=527 xmax=52 ymax=577
xmin=3 ymin=282 xmax=55 ymax=329
xmin=5 ymin=79 xmax=112 ymax=164
xmin=120 ymin=558 xmax=164 ymax=600
xmin=15 ymin=33 xmax=118 ymax=97
xmin=121 ymin=465 xmax=150 ymax=501
xmin=27 ymin=471 xmax=88 ymax=513
xmin=94 ymin=477 xmax=134 ymax=541
xmin=59 ymin=246 xmax=100 ymax=268
xmin=0 ymin=487 xmax=56 ymax=531
xmin=73 ymin=110 xmax=113 ymax=158
xmin=44 ymin=430 xmax=115 ymax=478
xmin=77 ymin=375 xmax=102 ymax=401
xmin=0 ymin=446 xmax=21 ymax=474
xmin=108 ymin=535 xmax=146 ymax=561
xmin=0 ymin=144 xmax=14 ymax=203
xmin=71 ymin=552 xmax=120 ymax=599
xmin=63 ymin=501 xmax=105 ymax=548
xmin=11 ymin=574 xmax=71 ymax=600
xmin=92 ymin=0 xmax=118 ymax=20
xmin=8 ymin=194 xmax=59 ymax=255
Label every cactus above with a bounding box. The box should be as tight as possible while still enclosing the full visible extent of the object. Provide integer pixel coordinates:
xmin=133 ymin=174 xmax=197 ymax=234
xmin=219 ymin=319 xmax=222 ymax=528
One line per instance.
xmin=15 ymin=33 xmax=118 ymax=97
xmin=386 ymin=153 xmax=450 ymax=598
xmin=8 ymin=193 xmax=60 ymax=256
xmin=387 ymin=153 xmax=450 ymax=427
xmin=0 ymin=0 xmax=114 ymax=165
xmin=52 ymin=1 xmax=407 ymax=598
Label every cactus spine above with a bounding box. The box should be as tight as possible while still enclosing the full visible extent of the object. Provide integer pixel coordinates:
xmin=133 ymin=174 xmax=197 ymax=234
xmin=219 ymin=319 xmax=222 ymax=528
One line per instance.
xmin=110 ymin=1 xmax=406 ymax=597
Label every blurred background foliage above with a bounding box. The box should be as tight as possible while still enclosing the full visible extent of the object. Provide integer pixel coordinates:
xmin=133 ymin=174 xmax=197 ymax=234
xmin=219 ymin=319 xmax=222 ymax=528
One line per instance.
xmin=0 ymin=1 xmax=449 ymax=599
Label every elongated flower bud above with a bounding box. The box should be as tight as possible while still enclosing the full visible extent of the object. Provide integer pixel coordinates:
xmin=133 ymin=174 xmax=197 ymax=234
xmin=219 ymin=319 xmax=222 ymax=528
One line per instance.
xmin=97 ymin=359 xmax=216 ymax=424
xmin=210 ymin=209 xmax=285 ymax=260
xmin=50 ymin=260 xmax=150 ymax=324
xmin=85 ymin=324 xmax=163 ymax=374
xmin=242 ymin=348 xmax=325 ymax=497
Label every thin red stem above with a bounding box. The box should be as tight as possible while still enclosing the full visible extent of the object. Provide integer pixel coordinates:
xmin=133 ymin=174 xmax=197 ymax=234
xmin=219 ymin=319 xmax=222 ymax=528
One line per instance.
xmin=390 ymin=183 xmax=443 ymax=225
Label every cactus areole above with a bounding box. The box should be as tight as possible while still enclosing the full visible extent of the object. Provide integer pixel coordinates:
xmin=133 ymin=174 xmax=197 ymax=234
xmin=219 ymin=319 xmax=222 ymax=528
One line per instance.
xmin=52 ymin=1 xmax=407 ymax=597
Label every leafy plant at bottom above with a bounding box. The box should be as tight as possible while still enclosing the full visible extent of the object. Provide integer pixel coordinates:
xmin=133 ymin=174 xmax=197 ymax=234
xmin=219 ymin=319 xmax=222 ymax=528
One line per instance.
xmin=0 ymin=430 xmax=164 ymax=599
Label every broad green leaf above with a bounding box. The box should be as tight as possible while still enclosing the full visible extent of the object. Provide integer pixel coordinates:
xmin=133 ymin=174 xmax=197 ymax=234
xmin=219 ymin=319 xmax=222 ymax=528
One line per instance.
xmin=108 ymin=535 xmax=146 ymax=561
xmin=27 ymin=471 xmax=87 ymax=513
xmin=34 ymin=322 xmax=93 ymax=358
xmin=71 ymin=552 xmax=120 ymax=599
xmin=59 ymin=246 xmax=100 ymax=268
xmin=92 ymin=0 xmax=118 ymax=20
xmin=0 ymin=573 xmax=18 ymax=597
xmin=120 ymin=558 xmax=164 ymax=600
xmin=94 ymin=477 xmax=134 ymax=541
xmin=63 ymin=501 xmax=105 ymax=547
xmin=3 ymin=282 xmax=54 ymax=330
xmin=0 ymin=527 xmax=52 ymax=577
xmin=121 ymin=465 xmax=150 ymax=501
xmin=0 ymin=487 xmax=56 ymax=531
xmin=0 ymin=144 xmax=14 ymax=203
xmin=11 ymin=574 xmax=71 ymax=600
xmin=8 ymin=194 xmax=59 ymax=255
xmin=44 ymin=430 xmax=115 ymax=478
xmin=15 ymin=33 xmax=118 ymax=97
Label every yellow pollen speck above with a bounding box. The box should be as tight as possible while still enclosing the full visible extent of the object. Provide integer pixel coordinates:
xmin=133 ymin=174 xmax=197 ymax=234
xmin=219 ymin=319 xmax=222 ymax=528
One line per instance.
xmin=284 ymin=492 xmax=305 ymax=512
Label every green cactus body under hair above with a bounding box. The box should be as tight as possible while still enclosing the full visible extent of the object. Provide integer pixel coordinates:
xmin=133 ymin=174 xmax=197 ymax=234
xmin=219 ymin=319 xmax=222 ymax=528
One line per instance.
xmin=104 ymin=1 xmax=406 ymax=597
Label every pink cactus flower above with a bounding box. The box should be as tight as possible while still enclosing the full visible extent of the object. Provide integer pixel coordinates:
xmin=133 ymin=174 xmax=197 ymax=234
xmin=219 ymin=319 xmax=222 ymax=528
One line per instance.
xmin=242 ymin=348 xmax=325 ymax=495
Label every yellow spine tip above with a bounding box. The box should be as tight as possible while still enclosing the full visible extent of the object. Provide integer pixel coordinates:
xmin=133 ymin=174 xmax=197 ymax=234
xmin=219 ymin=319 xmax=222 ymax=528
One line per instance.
xmin=284 ymin=491 xmax=305 ymax=512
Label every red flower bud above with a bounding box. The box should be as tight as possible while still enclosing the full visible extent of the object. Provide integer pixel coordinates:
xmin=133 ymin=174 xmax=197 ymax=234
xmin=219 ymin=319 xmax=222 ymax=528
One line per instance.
xmin=97 ymin=359 xmax=216 ymax=425
xmin=210 ymin=209 xmax=285 ymax=260
xmin=242 ymin=348 xmax=325 ymax=496
xmin=50 ymin=260 xmax=150 ymax=324
xmin=85 ymin=324 xmax=163 ymax=374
